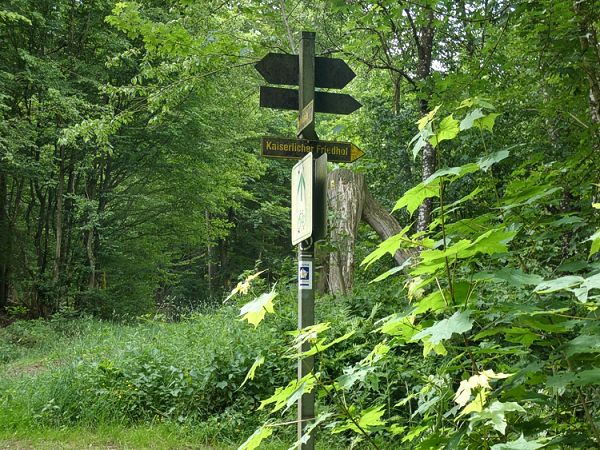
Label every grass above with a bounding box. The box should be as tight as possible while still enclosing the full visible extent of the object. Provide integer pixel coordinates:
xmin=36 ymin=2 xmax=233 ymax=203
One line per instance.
xmin=0 ymin=304 xmax=350 ymax=449
xmin=0 ymin=423 xmax=298 ymax=449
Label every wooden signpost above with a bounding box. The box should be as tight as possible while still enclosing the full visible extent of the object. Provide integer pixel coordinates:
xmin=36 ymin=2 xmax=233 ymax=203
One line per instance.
xmin=256 ymin=31 xmax=362 ymax=450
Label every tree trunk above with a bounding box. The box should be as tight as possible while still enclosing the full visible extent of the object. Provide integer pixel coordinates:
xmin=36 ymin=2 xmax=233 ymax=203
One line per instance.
xmin=574 ymin=0 xmax=600 ymax=126
xmin=415 ymin=10 xmax=436 ymax=232
xmin=327 ymin=169 xmax=365 ymax=295
xmin=206 ymin=210 xmax=215 ymax=300
xmin=362 ymin=190 xmax=411 ymax=266
xmin=85 ymin=175 xmax=97 ymax=289
xmin=327 ymin=169 xmax=412 ymax=295
xmin=0 ymin=172 xmax=9 ymax=309
xmin=53 ymin=146 xmax=64 ymax=283
xmin=86 ymin=227 xmax=96 ymax=289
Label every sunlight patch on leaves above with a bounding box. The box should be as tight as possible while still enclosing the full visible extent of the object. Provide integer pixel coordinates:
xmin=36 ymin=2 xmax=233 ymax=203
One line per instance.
xmin=455 ymin=370 xmax=512 ymax=407
xmin=588 ymin=229 xmax=600 ymax=258
xmin=225 ymin=270 xmax=266 ymax=302
xmin=238 ymin=425 xmax=273 ymax=450
xmin=471 ymin=401 xmax=525 ymax=434
xmin=332 ymin=404 xmax=386 ymax=434
xmin=412 ymin=310 xmax=473 ymax=345
xmin=422 ymin=338 xmax=447 ymax=356
xmin=239 ymin=289 xmax=277 ymax=327
xmin=490 ymin=434 xmax=547 ymax=450
xmin=417 ymin=105 xmax=440 ymax=131
xmin=258 ymin=374 xmax=317 ymax=413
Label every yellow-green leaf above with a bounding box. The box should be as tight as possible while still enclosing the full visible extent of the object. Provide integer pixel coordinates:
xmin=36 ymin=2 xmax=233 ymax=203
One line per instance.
xmin=238 ymin=426 xmax=273 ymax=450
xmin=240 ymin=356 xmax=265 ymax=388
xmin=429 ymin=114 xmax=460 ymax=147
xmin=258 ymin=374 xmax=317 ymax=413
xmin=239 ymin=289 xmax=277 ymax=327
xmin=333 ymin=404 xmax=386 ymax=434
xmin=417 ymin=105 xmax=440 ymax=130
xmin=361 ymin=224 xmax=413 ymax=268
xmin=475 ymin=112 xmax=500 ymax=132
xmin=460 ymin=108 xmax=486 ymax=131
xmin=412 ymin=310 xmax=473 ymax=345
xmin=589 ymin=229 xmax=600 ymax=257
xmin=393 ymin=181 xmax=441 ymax=216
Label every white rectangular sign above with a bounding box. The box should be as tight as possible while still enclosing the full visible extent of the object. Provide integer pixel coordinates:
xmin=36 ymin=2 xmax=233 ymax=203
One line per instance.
xmin=291 ymin=152 xmax=313 ymax=245
xmin=298 ymin=260 xmax=312 ymax=290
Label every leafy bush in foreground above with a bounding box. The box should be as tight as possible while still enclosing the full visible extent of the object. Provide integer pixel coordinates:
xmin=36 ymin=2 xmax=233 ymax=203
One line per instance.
xmin=236 ymin=102 xmax=600 ymax=449
xmin=0 ymin=309 xmax=288 ymax=429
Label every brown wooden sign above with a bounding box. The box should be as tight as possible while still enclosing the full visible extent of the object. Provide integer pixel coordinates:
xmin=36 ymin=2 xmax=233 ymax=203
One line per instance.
xmin=261 ymin=137 xmax=364 ymax=163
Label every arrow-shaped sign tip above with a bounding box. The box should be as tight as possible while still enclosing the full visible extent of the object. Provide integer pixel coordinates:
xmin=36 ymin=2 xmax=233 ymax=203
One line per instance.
xmin=350 ymin=144 xmax=365 ymax=162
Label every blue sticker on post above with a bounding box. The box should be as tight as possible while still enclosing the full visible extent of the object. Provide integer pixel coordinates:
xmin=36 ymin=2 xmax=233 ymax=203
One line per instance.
xmin=299 ymin=261 xmax=312 ymax=290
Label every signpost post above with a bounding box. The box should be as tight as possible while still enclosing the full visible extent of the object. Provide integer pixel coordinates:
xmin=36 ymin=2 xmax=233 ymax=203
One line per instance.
xmin=297 ymin=31 xmax=316 ymax=450
xmin=256 ymin=31 xmax=362 ymax=450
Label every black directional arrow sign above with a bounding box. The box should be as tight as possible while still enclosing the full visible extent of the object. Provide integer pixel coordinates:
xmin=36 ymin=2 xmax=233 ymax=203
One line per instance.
xmin=260 ymin=86 xmax=361 ymax=115
xmin=255 ymin=53 xmax=356 ymax=89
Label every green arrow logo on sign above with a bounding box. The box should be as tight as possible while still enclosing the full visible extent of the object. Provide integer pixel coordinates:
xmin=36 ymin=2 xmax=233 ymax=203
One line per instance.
xmin=291 ymin=152 xmax=312 ymax=245
xmin=297 ymin=170 xmax=306 ymax=201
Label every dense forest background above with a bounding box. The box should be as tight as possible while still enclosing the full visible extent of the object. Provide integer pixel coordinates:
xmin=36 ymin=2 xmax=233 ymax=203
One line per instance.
xmin=1 ymin=1 xmax=600 ymax=449
xmin=1 ymin=0 xmax=598 ymax=318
